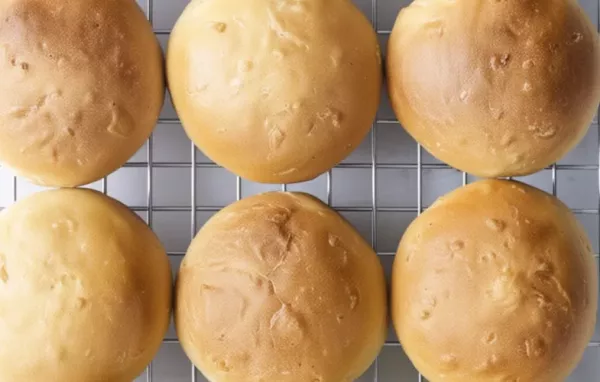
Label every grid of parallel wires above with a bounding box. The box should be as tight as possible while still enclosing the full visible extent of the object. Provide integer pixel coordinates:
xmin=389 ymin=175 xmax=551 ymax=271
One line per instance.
xmin=137 ymin=0 xmax=600 ymax=380
xmin=1 ymin=0 xmax=598 ymax=381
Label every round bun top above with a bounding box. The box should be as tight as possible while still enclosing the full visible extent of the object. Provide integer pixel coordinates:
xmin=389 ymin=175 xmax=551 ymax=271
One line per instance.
xmin=0 ymin=0 xmax=164 ymax=187
xmin=168 ymin=0 xmax=381 ymax=184
xmin=176 ymin=192 xmax=387 ymax=382
xmin=392 ymin=180 xmax=598 ymax=382
xmin=0 ymin=189 xmax=172 ymax=382
xmin=387 ymin=0 xmax=600 ymax=178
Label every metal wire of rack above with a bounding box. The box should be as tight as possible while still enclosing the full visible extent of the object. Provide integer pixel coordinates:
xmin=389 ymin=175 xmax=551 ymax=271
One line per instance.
xmin=0 ymin=0 xmax=598 ymax=381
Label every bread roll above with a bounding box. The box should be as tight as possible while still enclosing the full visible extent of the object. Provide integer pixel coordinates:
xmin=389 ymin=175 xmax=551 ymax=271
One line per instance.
xmin=0 ymin=0 xmax=164 ymax=187
xmin=176 ymin=192 xmax=387 ymax=381
xmin=0 ymin=189 xmax=172 ymax=382
xmin=167 ymin=0 xmax=381 ymax=184
xmin=392 ymin=180 xmax=598 ymax=382
xmin=387 ymin=0 xmax=600 ymax=177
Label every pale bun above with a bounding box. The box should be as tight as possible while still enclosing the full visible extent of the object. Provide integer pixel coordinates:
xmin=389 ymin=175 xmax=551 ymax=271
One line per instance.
xmin=0 ymin=189 xmax=172 ymax=382
xmin=176 ymin=192 xmax=387 ymax=381
xmin=167 ymin=0 xmax=381 ymax=184
xmin=0 ymin=0 xmax=164 ymax=187
xmin=392 ymin=180 xmax=598 ymax=382
xmin=387 ymin=0 xmax=600 ymax=177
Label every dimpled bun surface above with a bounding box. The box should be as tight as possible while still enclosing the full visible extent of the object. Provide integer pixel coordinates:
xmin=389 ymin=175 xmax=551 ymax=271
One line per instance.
xmin=0 ymin=189 xmax=172 ymax=382
xmin=0 ymin=0 xmax=164 ymax=187
xmin=387 ymin=0 xmax=600 ymax=178
xmin=392 ymin=180 xmax=598 ymax=382
xmin=176 ymin=192 xmax=387 ymax=382
xmin=167 ymin=0 xmax=381 ymax=184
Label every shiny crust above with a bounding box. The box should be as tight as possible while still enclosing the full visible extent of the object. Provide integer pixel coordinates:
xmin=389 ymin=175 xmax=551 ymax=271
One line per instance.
xmin=167 ymin=0 xmax=381 ymax=184
xmin=176 ymin=192 xmax=387 ymax=382
xmin=0 ymin=0 xmax=165 ymax=187
xmin=0 ymin=189 xmax=172 ymax=381
xmin=392 ymin=180 xmax=598 ymax=382
xmin=387 ymin=0 xmax=600 ymax=177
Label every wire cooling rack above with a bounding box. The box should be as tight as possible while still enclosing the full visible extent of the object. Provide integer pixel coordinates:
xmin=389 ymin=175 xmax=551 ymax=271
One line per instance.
xmin=0 ymin=0 xmax=598 ymax=381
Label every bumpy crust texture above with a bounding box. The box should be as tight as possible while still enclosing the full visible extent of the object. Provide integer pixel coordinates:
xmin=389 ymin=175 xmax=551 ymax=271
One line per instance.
xmin=176 ymin=192 xmax=387 ymax=382
xmin=168 ymin=0 xmax=381 ymax=184
xmin=387 ymin=0 xmax=600 ymax=177
xmin=392 ymin=180 xmax=598 ymax=382
xmin=0 ymin=189 xmax=172 ymax=382
xmin=0 ymin=0 xmax=164 ymax=187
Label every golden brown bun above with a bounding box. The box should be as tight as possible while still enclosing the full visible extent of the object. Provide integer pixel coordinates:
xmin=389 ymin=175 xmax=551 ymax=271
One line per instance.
xmin=392 ymin=180 xmax=598 ymax=382
xmin=387 ymin=0 xmax=600 ymax=177
xmin=167 ymin=0 xmax=381 ymax=184
xmin=0 ymin=189 xmax=172 ymax=382
xmin=0 ymin=0 xmax=164 ymax=187
xmin=176 ymin=192 xmax=387 ymax=381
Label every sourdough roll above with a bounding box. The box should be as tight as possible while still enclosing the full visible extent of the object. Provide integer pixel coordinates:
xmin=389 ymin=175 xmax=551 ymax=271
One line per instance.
xmin=167 ymin=0 xmax=381 ymax=184
xmin=0 ymin=0 xmax=164 ymax=187
xmin=0 ymin=189 xmax=172 ymax=382
xmin=392 ymin=180 xmax=598 ymax=382
xmin=387 ymin=0 xmax=600 ymax=177
xmin=176 ymin=192 xmax=387 ymax=382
